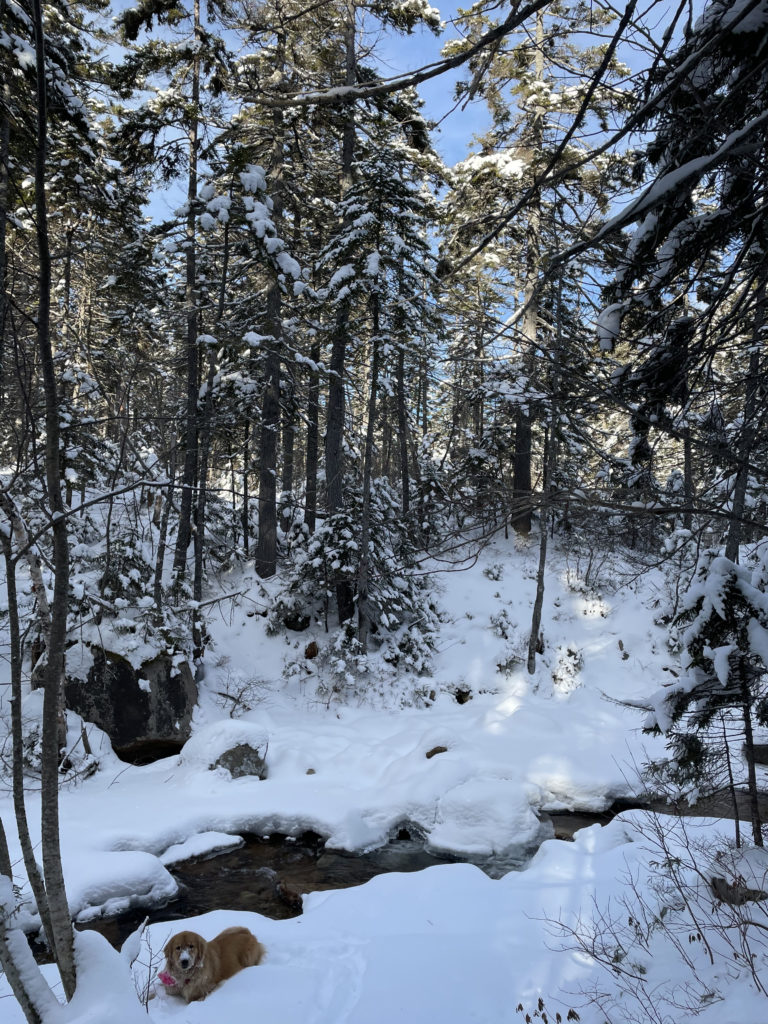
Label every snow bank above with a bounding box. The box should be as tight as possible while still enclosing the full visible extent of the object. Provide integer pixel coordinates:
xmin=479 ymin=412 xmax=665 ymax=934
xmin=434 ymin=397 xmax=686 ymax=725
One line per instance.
xmin=7 ymin=813 xmax=764 ymax=1024
xmin=180 ymin=720 xmax=269 ymax=770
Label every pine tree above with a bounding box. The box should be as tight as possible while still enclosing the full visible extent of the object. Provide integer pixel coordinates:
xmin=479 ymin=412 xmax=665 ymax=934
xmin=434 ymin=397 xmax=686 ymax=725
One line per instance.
xmin=645 ymin=553 xmax=768 ymax=846
xmin=593 ymin=0 xmax=768 ymax=555
xmin=443 ymin=0 xmax=633 ymax=539
xmin=115 ymin=0 xmax=233 ymax=593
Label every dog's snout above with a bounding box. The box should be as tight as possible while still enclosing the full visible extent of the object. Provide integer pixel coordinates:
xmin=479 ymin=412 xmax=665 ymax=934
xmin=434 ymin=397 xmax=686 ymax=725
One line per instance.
xmin=179 ymin=954 xmax=191 ymax=967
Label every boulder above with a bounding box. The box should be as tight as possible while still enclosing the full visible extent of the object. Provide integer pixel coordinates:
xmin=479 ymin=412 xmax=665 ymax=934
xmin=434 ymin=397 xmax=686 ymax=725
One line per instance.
xmin=214 ymin=742 xmax=269 ymax=780
xmin=181 ymin=720 xmax=269 ymax=779
xmin=65 ymin=648 xmax=197 ymax=754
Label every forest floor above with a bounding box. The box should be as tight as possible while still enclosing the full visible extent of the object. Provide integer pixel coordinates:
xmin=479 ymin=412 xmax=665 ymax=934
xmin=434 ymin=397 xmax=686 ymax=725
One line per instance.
xmin=1 ymin=531 xmax=767 ymax=1023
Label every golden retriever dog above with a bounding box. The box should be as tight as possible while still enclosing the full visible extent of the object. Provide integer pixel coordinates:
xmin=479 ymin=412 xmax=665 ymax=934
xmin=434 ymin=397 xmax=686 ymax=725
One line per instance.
xmin=159 ymin=926 xmax=265 ymax=1002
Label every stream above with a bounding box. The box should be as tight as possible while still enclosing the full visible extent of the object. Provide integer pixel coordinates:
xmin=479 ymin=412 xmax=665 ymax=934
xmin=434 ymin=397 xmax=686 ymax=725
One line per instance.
xmin=64 ymin=806 xmax=626 ymax=954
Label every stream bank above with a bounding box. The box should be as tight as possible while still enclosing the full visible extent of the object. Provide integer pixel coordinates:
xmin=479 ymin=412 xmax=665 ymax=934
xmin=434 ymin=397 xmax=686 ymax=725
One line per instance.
xmin=69 ymin=804 xmax=637 ymax=954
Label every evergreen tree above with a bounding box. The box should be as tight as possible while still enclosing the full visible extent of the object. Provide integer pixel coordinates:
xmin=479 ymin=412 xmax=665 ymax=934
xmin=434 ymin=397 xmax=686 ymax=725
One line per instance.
xmin=115 ymin=0 xmax=234 ymax=592
xmin=645 ymin=553 xmax=768 ymax=847
xmin=442 ymin=0 xmax=632 ymax=539
xmin=594 ymin=0 xmax=768 ymax=555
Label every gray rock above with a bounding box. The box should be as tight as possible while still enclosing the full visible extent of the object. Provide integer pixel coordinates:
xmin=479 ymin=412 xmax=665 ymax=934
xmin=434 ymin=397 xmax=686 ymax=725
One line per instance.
xmin=214 ymin=742 xmax=268 ymax=779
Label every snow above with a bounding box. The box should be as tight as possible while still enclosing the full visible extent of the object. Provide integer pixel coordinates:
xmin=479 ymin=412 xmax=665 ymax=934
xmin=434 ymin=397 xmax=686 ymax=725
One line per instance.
xmin=70 ymin=854 xmax=178 ymax=925
xmin=327 ymin=263 xmax=356 ymax=291
xmin=459 ymin=150 xmax=525 ymax=180
xmin=595 ymin=301 xmax=623 ymax=351
xmin=6 ymin=814 xmax=767 ymax=1024
xmin=238 ymin=166 xmax=267 ymax=194
xmin=276 ymin=252 xmax=301 ymax=280
xmin=365 ymin=251 xmax=381 ymax=277
xmin=159 ymin=832 xmax=244 ymax=867
xmin=697 ymin=0 xmax=768 ymax=35
xmin=1 ymin=536 xmax=767 ymax=1022
xmin=180 ymin=719 xmax=268 ymax=770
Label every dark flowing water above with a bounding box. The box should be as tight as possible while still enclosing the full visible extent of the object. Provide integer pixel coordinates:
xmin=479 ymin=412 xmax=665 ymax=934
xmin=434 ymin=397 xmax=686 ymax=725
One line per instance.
xmin=21 ymin=802 xmax=640 ymax=963
xmin=70 ymin=823 xmax=544 ymax=953
xmin=57 ymin=793 xmax=753 ymax=958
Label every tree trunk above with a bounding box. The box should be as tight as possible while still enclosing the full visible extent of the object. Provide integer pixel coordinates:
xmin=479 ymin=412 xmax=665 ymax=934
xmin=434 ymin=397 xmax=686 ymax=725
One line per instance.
xmin=358 ymin=294 xmax=381 ymax=651
xmin=281 ymin=373 xmax=296 ymax=507
xmin=527 ymin=263 xmax=562 ymax=674
xmin=528 ymin=338 xmax=560 ymax=675
xmin=527 ymin=429 xmax=548 ymax=675
xmin=0 ymin=38 xmax=8 ymax=411
xmin=230 ymin=455 xmax=239 ymax=547
xmin=725 ymin=275 xmax=764 ymax=560
xmin=396 ymin=345 xmax=410 ymax=518
xmin=722 ymin=714 xmax=741 ymax=849
xmin=304 ymin=338 xmax=320 ymax=534
xmin=241 ymin=422 xmax=250 ymax=553
xmin=0 ymin=507 xmax=55 ymax=955
xmin=324 ymin=2 xmax=357 ymax=622
xmin=193 ymin=222 xmax=228 ymax=651
xmin=255 ymin=283 xmax=281 ymax=578
xmin=255 ymin=34 xmax=286 ymax=580
xmin=0 ymin=489 xmax=51 ymax=690
xmin=153 ymin=441 xmax=177 ymax=620
xmin=173 ymin=0 xmax=202 ymax=584
xmin=511 ymin=13 xmax=544 ymax=537
xmin=32 ymin=0 xmax=76 ymax=997
xmin=0 ymin=806 xmax=51 ymax=1024
xmin=740 ymin=665 xmax=763 ymax=847
xmin=420 ymin=352 xmax=429 ymax=435
xmin=682 ymin=424 xmax=693 ymax=532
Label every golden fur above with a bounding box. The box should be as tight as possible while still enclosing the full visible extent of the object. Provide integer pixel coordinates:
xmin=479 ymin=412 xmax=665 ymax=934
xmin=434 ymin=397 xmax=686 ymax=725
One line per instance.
xmin=161 ymin=927 xmax=265 ymax=1002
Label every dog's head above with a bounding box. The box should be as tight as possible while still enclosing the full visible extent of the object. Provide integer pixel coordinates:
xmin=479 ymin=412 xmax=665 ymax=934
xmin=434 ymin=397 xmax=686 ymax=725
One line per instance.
xmin=164 ymin=930 xmax=205 ymax=975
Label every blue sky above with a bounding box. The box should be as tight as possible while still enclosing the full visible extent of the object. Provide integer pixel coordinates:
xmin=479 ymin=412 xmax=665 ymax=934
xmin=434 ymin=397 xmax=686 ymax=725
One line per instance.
xmin=139 ymin=2 xmax=485 ymax=220
xmin=375 ymin=3 xmax=489 ymax=166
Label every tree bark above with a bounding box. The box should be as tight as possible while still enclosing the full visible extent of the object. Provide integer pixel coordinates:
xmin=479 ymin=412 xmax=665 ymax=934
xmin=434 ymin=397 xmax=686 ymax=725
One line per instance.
xmin=32 ymin=0 xmax=76 ymax=997
xmin=0 ymin=925 xmax=50 ymax=1024
xmin=255 ymin=31 xmax=287 ymax=580
xmin=0 ymin=510 xmax=55 ymax=955
xmin=527 ymin=430 xmax=548 ymax=675
xmin=527 ymin=269 xmax=560 ymax=675
xmin=511 ymin=12 xmax=544 ymax=537
xmin=281 ymin=373 xmax=296 ymax=510
xmin=0 ymin=489 xmax=51 ymax=689
xmin=0 ymin=32 xmax=8 ymax=411
xmin=173 ymin=0 xmax=202 ymax=584
xmin=740 ymin=665 xmax=763 ymax=847
xmin=396 ymin=345 xmax=410 ymax=518
xmin=304 ymin=338 xmax=320 ymax=534
xmin=255 ymin=282 xmax=281 ymax=578
xmin=358 ymin=293 xmax=381 ymax=651
xmin=241 ymin=421 xmax=250 ymax=553
xmin=153 ymin=441 xmax=177 ymax=621
xmin=725 ymin=274 xmax=764 ymax=560
xmin=193 ymin=221 xmax=228 ymax=650
xmin=324 ymin=2 xmax=357 ymax=622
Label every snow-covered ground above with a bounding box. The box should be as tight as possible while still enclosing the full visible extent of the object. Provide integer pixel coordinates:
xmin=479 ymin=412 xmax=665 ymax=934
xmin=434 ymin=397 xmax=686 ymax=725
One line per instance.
xmin=2 ymin=535 xmax=767 ymax=1022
